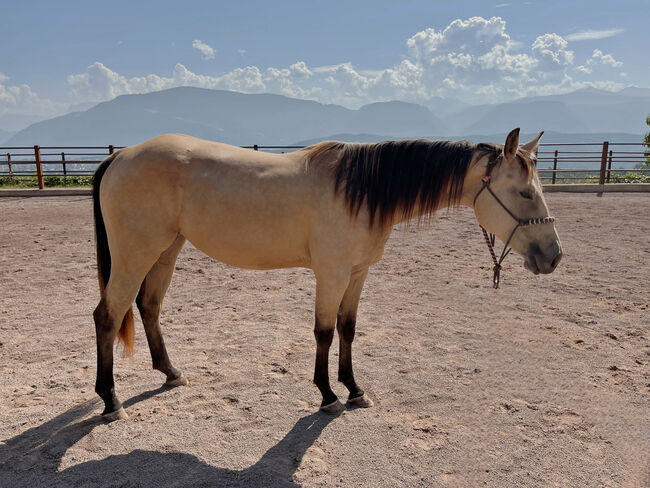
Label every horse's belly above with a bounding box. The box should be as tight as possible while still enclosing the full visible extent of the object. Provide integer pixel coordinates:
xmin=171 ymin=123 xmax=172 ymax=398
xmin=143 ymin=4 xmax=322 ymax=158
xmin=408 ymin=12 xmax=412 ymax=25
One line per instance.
xmin=189 ymin=233 xmax=311 ymax=270
xmin=180 ymin=208 xmax=313 ymax=270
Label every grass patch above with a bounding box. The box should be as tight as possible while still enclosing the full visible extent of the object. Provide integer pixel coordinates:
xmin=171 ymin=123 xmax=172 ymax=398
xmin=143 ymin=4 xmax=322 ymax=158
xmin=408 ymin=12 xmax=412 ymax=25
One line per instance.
xmin=0 ymin=175 xmax=93 ymax=188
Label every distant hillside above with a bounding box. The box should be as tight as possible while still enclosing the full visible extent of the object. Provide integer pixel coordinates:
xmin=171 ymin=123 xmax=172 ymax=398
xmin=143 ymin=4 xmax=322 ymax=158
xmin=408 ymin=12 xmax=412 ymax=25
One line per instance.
xmin=5 ymin=88 xmax=446 ymax=146
xmin=294 ymin=131 xmax=643 ymax=146
xmin=447 ymin=87 xmax=650 ymax=135
xmin=294 ymin=131 xmax=644 ymax=169
xmin=5 ymin=86 xmax=649 ymax=147
xmin=0 ymin=129 xmax=13 ymax=144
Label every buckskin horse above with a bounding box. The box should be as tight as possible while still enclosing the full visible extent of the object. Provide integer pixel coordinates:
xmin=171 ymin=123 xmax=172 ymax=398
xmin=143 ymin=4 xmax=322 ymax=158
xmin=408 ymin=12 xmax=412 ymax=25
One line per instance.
xmin=92 ymin=128 xmax=562 ymax=420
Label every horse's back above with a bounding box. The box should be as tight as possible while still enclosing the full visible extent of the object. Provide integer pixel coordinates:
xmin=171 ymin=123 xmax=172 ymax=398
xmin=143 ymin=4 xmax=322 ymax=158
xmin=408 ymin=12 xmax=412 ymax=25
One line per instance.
xmin=100 ymin=134 xmax=329 ymax=269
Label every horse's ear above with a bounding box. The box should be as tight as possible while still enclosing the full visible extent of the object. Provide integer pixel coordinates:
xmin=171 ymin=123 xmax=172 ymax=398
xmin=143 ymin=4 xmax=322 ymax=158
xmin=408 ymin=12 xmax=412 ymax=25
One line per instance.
xmin=521 ymin=131 xmax=544 ymax=155
xmin=503 ymin=128 xmax=520 ymax=161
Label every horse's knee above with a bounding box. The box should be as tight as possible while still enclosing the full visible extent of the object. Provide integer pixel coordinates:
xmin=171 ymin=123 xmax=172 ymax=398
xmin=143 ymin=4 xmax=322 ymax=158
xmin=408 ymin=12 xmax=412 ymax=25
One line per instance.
xmin=337 ymin=317 xmax=356 ymax=344
xmin=314 ymin=327 xmax=334 ymax=347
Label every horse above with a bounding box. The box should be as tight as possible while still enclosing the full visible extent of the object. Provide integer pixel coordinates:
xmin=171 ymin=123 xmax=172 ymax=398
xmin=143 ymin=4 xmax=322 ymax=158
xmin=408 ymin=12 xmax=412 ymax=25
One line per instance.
xmin=92 ymin=127 xmax=562 ymax=421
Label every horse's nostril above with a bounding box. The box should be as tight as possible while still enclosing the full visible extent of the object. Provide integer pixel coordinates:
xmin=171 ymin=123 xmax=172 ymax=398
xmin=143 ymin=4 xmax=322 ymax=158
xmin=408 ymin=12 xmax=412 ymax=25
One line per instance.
xmin=551 ymin=250 xmax=562 ymax=269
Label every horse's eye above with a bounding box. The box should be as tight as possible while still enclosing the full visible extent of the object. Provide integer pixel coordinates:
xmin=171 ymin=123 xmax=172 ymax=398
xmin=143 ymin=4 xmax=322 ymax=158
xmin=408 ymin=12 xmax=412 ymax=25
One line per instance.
xmin=519 ymin=190 xmax=533 ymax=200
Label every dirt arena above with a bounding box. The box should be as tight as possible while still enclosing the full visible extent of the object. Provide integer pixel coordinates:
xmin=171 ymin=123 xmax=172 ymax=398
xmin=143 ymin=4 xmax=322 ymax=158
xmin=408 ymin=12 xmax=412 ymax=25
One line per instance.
xmin=0 ymin=193 xmax=648 ymax=487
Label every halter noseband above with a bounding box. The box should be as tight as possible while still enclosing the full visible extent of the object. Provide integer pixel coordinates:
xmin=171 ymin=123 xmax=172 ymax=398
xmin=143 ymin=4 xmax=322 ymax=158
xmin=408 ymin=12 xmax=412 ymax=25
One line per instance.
xmin=473 ymin=156 xmax=555 ymax=289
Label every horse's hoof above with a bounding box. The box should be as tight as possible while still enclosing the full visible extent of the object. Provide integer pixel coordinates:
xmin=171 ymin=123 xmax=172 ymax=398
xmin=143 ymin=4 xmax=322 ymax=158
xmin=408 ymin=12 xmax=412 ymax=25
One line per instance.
xmin=347 ymin=393 xmax=374 ymax=408
xmin=166 ymin=376 xmax=189 ymax=387
xmin=102 ymin=407 xmax=128 ymax=422
xmin=319 ymin=399 xmax=345 ymax=415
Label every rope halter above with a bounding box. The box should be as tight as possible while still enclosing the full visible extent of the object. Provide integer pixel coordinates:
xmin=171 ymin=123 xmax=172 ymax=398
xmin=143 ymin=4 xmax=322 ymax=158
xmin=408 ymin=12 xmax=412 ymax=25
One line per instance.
xmin=473 ymin=167 xmax=555 ymax=289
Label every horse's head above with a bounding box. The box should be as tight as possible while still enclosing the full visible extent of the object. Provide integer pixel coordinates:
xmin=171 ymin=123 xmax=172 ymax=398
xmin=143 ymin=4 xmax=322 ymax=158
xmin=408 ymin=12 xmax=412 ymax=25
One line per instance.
xmin=469 ymin=128 xmax=562 ymax=275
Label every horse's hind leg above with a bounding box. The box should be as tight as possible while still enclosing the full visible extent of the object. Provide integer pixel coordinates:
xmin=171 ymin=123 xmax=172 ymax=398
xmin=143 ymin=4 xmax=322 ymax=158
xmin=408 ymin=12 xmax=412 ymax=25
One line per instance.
xmin=95 ymin=265 xmax=153 ymax=421
xmin=136 ymin=234 xmax=187 ymax=387
xmin=336 ymin=267 xmax=373 ymax=408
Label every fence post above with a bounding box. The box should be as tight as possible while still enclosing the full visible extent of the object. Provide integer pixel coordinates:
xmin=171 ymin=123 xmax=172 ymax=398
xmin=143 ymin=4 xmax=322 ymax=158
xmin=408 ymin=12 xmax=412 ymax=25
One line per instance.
xmin=61 ymin=152 xmax=67 ymax=177
xmin=7 ymin=153 xmax=12 ymax=178
xmin=34 ymin=145 xmax=44 ymax=189
xmin=606 ymin=149 xmax=613 ymax=183
xmin=253 ymin=144 xmax=258 ymax=151
xmin=108 ymin=145 xmax=114 ymax=155
xmin=552 ymin=149 xmax=558 ymax=184
xmin=598 ymin=141 xmax=609 ymax=185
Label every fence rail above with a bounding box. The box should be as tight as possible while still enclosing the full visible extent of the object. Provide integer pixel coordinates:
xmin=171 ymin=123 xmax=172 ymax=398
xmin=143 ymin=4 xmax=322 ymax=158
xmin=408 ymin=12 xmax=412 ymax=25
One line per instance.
xmin=1 ymin=142 xmax=648 ymax=189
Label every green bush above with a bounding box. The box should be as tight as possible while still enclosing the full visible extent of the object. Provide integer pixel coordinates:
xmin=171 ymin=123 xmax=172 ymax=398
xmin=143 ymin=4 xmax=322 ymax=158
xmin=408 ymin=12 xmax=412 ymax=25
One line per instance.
xmin=610 ymin=172 xmax=650 ymax=183
xmin=0 ymin=175 xmax=93 ymax=188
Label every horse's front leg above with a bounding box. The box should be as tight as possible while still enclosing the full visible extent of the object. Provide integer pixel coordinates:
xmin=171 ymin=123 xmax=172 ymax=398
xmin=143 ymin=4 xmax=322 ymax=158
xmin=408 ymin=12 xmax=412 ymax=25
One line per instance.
xmin=313 ymin=269 xmax=350 ymax=414
xmin=337 ymin=267 xmax=373 ymax=408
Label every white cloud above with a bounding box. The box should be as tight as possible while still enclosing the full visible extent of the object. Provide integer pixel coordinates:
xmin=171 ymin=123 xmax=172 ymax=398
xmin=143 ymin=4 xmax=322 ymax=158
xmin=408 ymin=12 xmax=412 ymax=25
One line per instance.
xmin=402 ymin=17 xmax=582 ymax=100
xmin=565 ymin=28 xmax=624 ymax=41
xmin=589 ymin=49 xmax=623 ymax=68
xmin=531 ymin=33 xmax=574 ymax=70
xmin=67 ymin=62 xmax=269 ymax=102
xmin=53 ymin=17 xmax=631 ymax=111
xmin=577 ymin=49 xmax=623 ymax=75
xmin=0 ymin=73 xmax=63 ymax=118
xmin=192 ymin=39 xmax=216 ymax=60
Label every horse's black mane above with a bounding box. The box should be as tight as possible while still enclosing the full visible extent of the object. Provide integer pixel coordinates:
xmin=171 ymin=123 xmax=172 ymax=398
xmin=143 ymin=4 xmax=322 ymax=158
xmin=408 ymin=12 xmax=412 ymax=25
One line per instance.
xmin=308 ymin=139 xmax=500 ymax=227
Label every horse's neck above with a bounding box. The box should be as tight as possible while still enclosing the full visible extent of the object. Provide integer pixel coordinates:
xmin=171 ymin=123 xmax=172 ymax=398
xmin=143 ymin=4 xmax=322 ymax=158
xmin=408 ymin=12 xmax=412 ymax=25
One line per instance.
xmin=389 ymin=193 xmax=452 ymax=226
xmin=389 ymin=174 xmax=483 ymax=226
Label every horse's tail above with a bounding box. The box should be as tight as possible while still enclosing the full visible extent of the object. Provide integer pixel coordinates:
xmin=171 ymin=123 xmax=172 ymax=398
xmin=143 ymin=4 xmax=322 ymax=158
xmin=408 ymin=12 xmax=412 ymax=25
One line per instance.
xmin=93 ymin=152 xmax=135 ymax=357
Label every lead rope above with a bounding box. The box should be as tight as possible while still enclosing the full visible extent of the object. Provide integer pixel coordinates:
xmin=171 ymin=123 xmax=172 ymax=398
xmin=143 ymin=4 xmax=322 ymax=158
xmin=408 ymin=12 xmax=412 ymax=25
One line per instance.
xmin=481 ymin=227 xmax=502 ymax=288
xmin=480 ymin=225 xmax=516 ymax=288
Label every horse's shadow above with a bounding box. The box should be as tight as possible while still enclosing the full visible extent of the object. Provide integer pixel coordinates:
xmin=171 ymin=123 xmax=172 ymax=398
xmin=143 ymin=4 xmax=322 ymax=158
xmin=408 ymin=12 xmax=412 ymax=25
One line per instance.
xmin=0 ymin=387 xmax=336 ymax=487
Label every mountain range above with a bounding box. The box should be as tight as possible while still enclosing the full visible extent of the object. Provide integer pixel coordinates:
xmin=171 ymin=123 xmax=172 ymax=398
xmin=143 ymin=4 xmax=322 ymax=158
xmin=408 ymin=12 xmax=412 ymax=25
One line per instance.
xmin=0 ymin=129 xmax=13 ymax=144
xmin=3 ymin=86 xmax=650 ymax=147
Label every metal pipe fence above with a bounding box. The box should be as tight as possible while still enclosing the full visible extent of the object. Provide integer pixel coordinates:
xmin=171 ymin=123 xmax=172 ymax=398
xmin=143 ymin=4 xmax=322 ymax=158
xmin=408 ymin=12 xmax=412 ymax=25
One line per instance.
xmin=1 ymin=141 xmax=648 ymax=189
xmin=536 ymin=141 xmax=649 ymax=184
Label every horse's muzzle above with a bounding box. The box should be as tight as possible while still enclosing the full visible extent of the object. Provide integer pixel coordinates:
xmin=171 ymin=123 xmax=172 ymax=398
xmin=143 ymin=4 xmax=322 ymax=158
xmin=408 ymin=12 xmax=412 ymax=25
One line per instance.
xmin=525 ymin=241 xmax=562 ymax=275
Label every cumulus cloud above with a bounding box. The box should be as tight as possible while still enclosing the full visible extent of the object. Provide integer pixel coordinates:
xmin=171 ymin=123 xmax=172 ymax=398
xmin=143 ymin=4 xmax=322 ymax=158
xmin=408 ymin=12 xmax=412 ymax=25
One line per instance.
xmin=67 ymin=62 xmax=269 ymax=102
xmin=531 ymin=34 xmax=574 ymax=70
xmin=403 ymin=17 xmax=580 ymax=100
xmin=192 ymin=39 xmax=216 ymax=60
xmin=565 ymin=28 xmax=624 ymax=41
xmin=0 ymin=73 xmax=63 ymax=118
xmin=589 ymin=49 xmax=623 ymax=68
xmin=577 ymin=49 xmax=623 ymax=74
xmin=57 ymin=16 xmax=628 ymax=110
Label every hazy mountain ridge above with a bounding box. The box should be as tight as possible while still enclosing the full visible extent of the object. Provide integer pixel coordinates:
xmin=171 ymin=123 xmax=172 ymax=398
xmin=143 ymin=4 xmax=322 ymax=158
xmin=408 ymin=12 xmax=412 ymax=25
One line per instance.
xmin=293 ymin=131 xmax=643 ymax=147
xmin=0 ymin=129 xmax=14 ymax=144
xmin=4 ymin=86 xmax=650 ymax=146
xmin=5 ymin=88 xmax=444 ymax=146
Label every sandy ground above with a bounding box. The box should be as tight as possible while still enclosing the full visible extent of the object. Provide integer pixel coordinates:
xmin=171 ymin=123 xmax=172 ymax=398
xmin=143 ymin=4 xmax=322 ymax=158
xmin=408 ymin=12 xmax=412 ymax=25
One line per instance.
xmin=0 ymin=193 xmax=648 ymax=488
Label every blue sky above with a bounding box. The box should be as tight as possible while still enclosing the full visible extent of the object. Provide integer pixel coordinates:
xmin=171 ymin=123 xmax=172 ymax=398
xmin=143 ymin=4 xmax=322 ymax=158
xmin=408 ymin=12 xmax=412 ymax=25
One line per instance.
xmin=1 ymin=0 xmax=646 ymax=130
